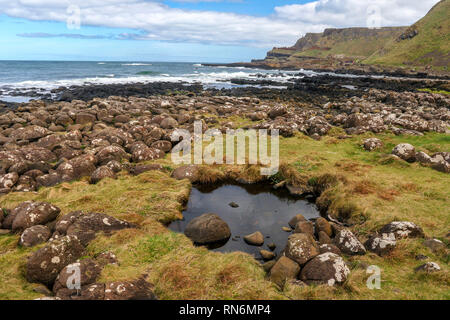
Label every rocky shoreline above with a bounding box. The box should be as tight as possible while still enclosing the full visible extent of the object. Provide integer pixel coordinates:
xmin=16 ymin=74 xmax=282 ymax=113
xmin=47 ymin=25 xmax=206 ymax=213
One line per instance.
xmin=0 ymin=72 xmax=448 ymax=300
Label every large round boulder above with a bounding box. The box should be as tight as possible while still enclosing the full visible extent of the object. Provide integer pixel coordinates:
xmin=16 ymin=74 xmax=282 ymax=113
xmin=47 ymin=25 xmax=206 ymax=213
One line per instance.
xmin=65 ymin=212 xmax=135 ymax=246
xmin=11 ymin=201 xmax=61 ymax=232
xmin=19 ymin=225 xmax=51 ymax=247
xmin=300 ymin=252 xmax=350 ymax=286
xmin=90 ymin=166 xmax=116 ymax=184
xmin=171 ymin=165 xmax=199 ymax=182
xmin=285 ymin=233 xmax=320 ymax=265
xmin=26 ymin=235 xmax=85 ymax=286
xmin=53 ymin=259 xmax=102 ymax=293
xmin=184 ymin=213 xmax=231 ymax=245
xmin=392 ymin=143 xmax=416 ymax=162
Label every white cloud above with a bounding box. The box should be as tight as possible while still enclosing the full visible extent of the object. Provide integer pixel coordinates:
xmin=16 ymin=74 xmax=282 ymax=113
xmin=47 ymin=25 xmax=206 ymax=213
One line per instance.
xmin=0 ymin=0 xmax=441 ymax=47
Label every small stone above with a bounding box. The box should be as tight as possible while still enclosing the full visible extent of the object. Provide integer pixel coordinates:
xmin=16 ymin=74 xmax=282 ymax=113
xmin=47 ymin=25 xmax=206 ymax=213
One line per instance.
xmin=363 ymin=138 xmax=383 ymax=151
xmin=260 ymin=250 xmax=276 ymax=261
xmin=282 ymin=227 xmax=292 ymax=232
xmin=288 ymin=214 xmax=307 ymax=228
xmin=414 ymin=262 xmax=441 ymax=273
xmin=267 ymin=243 xmax=276 ymax=251
xmin=423 ymin=239 xmax=445 ymax=253
xmin=228 ymin=202 xmax=239 ymax=208
xmin=415 ymin=254 xmax=428 ymax=261
xmin=244 ymin=231 xmax=264 ymax=246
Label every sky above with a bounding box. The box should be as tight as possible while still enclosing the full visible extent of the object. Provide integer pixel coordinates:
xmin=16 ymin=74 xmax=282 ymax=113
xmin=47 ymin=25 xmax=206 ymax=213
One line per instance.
xmin=0 ymin=0 xmax=441 ymax=62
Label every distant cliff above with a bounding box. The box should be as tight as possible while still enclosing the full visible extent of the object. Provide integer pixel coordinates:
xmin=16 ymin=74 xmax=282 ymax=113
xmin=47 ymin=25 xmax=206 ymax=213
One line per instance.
xmin=235 ymin=0 xmax=449 ymax=73
xmin=263 ymin=27 xmax=405 ymax=66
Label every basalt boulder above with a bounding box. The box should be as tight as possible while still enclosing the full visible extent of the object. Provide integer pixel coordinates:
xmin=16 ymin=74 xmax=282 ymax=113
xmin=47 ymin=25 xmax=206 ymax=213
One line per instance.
xmin=285 ymin=233 xmax=320 ymax=265
xmin=19 ymin=225 xmax=52 ymax=247
xmin=90 ymin=166 xmax=116 ymax=184
xmin=53 ymin=259 xmax=102 ymax=293
xmin=11 ymin=201 xmax=61 ymax=232
xmin=334 ymin=229 xmax=366 ymax=255
xmin=9 ymin=126 xmax=51 ymax=142
xmin=269 ymin=256 xmax=300 ymax=287
xmin=300 ymin=252 xmax=350 ymax=286
xmin=26 ymin=235 xmax=85 ymax=286
xmin=364 ymin=233 xmax=397 ymax=256
xmin=392 ymin=143 xmax=416 ymax=162
xmin=379 ymin=221 xmax=424 ymax=239
xmin=65 ymin=212 xmax=135 ymax=246
xmin=171 ymin=165 xmax=199 ymax=182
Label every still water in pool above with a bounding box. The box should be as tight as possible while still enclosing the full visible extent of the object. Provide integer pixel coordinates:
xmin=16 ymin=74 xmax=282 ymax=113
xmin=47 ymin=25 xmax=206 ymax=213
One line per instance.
xmin=169 ymin=183 xmax=320 ymax=259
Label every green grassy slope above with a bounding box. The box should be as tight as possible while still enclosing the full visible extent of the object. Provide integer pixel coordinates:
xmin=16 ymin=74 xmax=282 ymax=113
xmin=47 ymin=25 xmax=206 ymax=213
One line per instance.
xmin=268 ymin=27 xmax=405 ymax=61
xmin=365 ymin=0 xmax=450 ymax=70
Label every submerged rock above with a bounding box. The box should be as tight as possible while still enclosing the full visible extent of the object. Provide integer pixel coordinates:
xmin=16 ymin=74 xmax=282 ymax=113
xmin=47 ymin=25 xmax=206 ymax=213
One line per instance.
xmin=288 ymin=214 xmax=307 ymax=229
xmin=260 ymin=250 xmax=276 ymax=260
xmin=244 ymin=231 xmax=264 ymax=246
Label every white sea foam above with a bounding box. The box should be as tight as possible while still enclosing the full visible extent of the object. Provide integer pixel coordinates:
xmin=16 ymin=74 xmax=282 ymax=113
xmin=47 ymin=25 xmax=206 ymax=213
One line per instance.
xmin=122 ymin=63 xmax=152 ymax=66
xmin=0 ymin=68 xmax=315 ymax=96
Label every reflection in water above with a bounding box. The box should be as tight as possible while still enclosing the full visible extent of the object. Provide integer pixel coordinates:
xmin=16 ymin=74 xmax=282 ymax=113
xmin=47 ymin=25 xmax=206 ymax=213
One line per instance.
xmin=169 ymin=183 xmax=320 ymax=259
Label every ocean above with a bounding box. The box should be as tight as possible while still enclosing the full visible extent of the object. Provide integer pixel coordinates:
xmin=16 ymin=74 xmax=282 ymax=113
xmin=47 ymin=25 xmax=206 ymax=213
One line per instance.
xmin=0 ymin=61 xmax=322 ymax=103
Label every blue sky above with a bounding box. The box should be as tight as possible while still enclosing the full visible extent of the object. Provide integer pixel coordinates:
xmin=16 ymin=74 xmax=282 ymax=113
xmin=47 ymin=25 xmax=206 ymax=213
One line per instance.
xmin=0 ymin=0 xmax=439 ymax=62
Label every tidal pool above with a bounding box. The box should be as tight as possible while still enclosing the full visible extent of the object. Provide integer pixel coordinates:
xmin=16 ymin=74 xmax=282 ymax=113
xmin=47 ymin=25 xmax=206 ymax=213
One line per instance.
xmin=169 ymin=183 xmax=320 ymax=259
